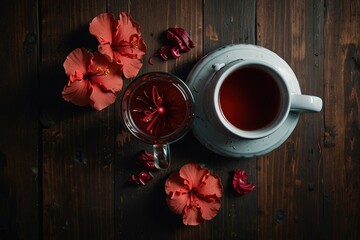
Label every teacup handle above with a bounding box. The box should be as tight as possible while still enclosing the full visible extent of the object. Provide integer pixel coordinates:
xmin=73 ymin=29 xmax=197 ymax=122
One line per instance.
xmin=153 ymin=143 xmax=170 ymax=169
xmin=290 ymin=94 xmax=323 ymax=112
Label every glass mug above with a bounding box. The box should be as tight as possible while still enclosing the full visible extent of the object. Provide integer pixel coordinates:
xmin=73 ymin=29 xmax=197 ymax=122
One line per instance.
xmin=206 ymin=60 xmax=323 ymax=139
xmin=121 ymin=72 xmax=195 ymax=169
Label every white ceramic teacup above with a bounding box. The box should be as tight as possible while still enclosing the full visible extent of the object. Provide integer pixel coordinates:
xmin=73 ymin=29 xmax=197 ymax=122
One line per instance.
xmin=205 ymin=59 xmax=323 ymax=139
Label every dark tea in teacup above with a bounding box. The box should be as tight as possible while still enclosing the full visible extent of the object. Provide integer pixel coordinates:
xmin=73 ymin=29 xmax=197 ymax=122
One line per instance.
xmin=219 ymin=67 xmax=282 ymax=131
xmin=209 ymin=60 xmax=322 ymax=139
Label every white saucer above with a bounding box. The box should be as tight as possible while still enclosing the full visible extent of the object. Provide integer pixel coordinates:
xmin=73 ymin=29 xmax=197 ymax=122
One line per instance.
xmin=186 ymin=44 xmax=301 ymax=158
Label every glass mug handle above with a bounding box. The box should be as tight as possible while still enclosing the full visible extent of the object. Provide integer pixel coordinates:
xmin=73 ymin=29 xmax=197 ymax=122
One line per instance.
xmin=153 ymin=143 xmax=170 ymax=169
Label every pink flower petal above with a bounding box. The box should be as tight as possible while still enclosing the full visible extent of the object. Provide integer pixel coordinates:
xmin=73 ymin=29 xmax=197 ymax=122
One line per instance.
xmin=98 ymin=44 xmax=114 ymax=62
xmin=182 ymin=206 xmax=203 ymax=226
xmin=116 ymin=12 xmax=141 ymax=41
xmin=62 ymin=79 xmax=91 ymax=106
xmin=166 ymin=192 xmax=189 ymax=215
xmin=112 ymin=13 xmax=147 ymax=59
xmin=114 ymin=35 xmax=147 ymax=59
xmin=88 ymin=52 xmax=123 ymax=93
xmin=88 ymin=84 xmax=117 ymax=110
xmin=63 ymin=48 xmax=92 ymax=81
xmin=197 ymin=174 xmax=223 ymax=198
xmin=113 ymin=53 xmax=143 ymax=78
xmin=165 ymin=172 xmax=189 ymax=195
xmin=179 ymin=163 xmax=209 ymax=190
xmin=89 ymin=13 xmax=117 ymax=46
xmin=197 ymin=196 xmax=221 ymax=220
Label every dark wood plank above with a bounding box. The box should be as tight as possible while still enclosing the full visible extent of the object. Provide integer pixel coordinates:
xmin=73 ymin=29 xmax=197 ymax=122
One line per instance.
xmin=323 ymin=0 xmax=360 ymax=238
xmin=204 ymin=0 xmax=256 ymax=52
xmin=40 ymin=1 xmax=114 ymax=239
xmin=257 ymin=0 xmax=325 ymax=239
xmin=0 ymin=0 xmax=39 ymax=239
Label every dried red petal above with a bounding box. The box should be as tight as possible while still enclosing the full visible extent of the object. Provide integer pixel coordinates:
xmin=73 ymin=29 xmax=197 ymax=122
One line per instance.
xmin=170 ymin=27 xmax=194 ymax=52
xmin=156 ymin=27 xmax=194 ymax=61
xmin=130 ymin=170 xmax=154 ymax=185
xmin=157 ymin=45 xmax=172 ymax=60
xmin=166 ymin=28 xmax=182 ymax=47
xmin=137 ymin=150 xmax=157 ymax=170
xmin=148 ymin=56 xmax=153 ymax=65
xmin=170 ymin=46 xmax=181 ymax=59
xmin=166 ymin=27 xmax=194 ymax=52
xmin=232 ymin=169 xmax=255 ymax=195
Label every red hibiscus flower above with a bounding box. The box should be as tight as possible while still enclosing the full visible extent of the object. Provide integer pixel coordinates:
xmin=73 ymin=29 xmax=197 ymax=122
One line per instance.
xmin=62 ymin=48 xmax=123 ymax=110
xmin=89 ymin=12 xmax=147 ymax=78
xmin=232 ymin=169 xmax=255 ymax=195
xmin=165 ymin=163 xmax=223 ymax=226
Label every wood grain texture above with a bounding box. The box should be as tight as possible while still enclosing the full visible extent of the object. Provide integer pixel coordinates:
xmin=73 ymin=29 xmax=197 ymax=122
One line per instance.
xmin=40 ymin=1 xmax=114 ymax=239
xmin=204 ymin=0 xmax=256 ymax=51
xmin=257 ymin=1 xmax=359 ymax=239
xmin=323 ymin=0 xmax=360 ymax=238
xmin=256 ymin=1 xmax=294 ymax=238
xmin=0 ymin=0 xmax=39 ymax=239
xmin=257 ymin=0 xmax=325 ymax=239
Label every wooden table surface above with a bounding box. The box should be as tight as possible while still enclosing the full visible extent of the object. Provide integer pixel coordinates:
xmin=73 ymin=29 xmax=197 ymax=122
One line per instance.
xmin=1 ymin=0 xmax=359 ymax=239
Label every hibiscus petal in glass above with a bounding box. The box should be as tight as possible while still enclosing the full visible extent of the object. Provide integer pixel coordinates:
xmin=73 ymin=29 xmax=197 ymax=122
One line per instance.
xmin=121 ymin=72 xmax=195 ymax=169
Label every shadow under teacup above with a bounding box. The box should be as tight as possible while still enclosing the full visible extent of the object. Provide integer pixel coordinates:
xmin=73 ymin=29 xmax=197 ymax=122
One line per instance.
xmin=206 ymin=60 xmax=323 ymax=139
xmin=121 ymin=72 xmax=195 ymax=169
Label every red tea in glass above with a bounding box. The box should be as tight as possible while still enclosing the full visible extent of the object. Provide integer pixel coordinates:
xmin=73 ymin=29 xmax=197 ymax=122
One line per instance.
xmin=130 ymin=80 xmax=188 ymax=137
xmin=219 ymin=67 xmax=282 ymax=131
xmin=121 ymin=72 xmax=195 ymax=169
